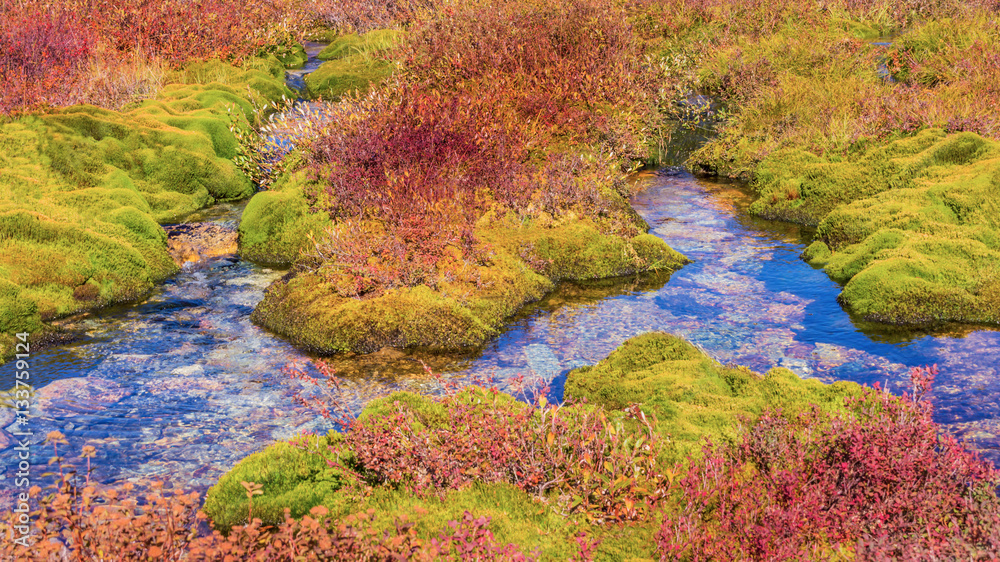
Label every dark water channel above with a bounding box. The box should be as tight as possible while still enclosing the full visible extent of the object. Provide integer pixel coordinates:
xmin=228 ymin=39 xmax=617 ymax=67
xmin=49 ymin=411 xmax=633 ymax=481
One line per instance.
xmin=1 ymin=45 xmax=998 ymax=502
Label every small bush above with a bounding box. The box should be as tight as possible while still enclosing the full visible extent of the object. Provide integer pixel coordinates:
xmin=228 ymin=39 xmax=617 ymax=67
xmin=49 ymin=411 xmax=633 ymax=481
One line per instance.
xmin=657 ymin=365 xmax=1000 ymax=560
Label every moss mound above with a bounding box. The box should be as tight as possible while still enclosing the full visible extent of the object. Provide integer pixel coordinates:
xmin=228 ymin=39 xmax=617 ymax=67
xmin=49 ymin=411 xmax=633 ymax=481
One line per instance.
xmin=0 ymin=56 xmax=291 ymax=359
xmin=203 ymin=435 xmax=354 ymax=532
xmin=250 ymin=218 xmax=688 ymax=354
xmin=305 ymin=30 xmax=402 ymax=99
xmin=752 ymin=129 xmax=1000 ymax=325
xmin=237 ymin=170 xmax=332 ymax=264
xmin=305 ymin=57 xmax=395 ymax=100
xmin=565 ymin=332 xmax=860 ymax=463
xmin=207 ymin=333 xmax=858 ymax=557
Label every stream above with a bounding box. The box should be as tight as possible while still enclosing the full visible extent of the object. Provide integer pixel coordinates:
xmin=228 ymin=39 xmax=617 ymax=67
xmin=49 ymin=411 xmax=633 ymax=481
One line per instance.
xmin=1 ymin=47 xmax=998 ymax=506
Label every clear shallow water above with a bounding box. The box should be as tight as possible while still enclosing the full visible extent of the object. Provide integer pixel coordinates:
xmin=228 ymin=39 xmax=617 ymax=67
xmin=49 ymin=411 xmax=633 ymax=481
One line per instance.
xmin=3 ymin=169 xmax=998 ymax=506
xmin=451 ymin=171 xmax=1000 ymax=464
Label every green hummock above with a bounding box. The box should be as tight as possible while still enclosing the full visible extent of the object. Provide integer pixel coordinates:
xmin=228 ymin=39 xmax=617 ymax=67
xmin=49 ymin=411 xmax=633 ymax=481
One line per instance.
xmin=565 ymin=332 xmax=860 ymax=462
xmin=237 ymin=170 xmax=332 ymax=264
xmin=248 ymin=212 xmax=688 ymax=354
xmin=751 ymin=129 xmax=1000 ymax=325
xmin=206 ymin=333 xmax=859 ymax=557
xmin=305 ymin=30 xmax=403 ymax=99
xmin=0 ymin=56 xmax=293 ymax=359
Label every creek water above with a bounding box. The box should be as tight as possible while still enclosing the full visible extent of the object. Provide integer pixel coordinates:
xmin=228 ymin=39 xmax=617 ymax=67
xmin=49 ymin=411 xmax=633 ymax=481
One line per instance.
xmin=2 ymin=50 xmax=999 ymax=504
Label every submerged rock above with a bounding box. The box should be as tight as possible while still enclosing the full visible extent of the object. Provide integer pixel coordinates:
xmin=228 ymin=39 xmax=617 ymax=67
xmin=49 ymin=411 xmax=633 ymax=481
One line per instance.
xmin=36 ymin=377 xmax=131 ymax=415
xmin=164 ymin=223 xmax=238 ymax=266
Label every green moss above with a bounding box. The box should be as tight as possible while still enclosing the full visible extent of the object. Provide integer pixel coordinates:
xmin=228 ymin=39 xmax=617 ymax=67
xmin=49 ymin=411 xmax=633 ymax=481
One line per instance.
xmin=752 ymin=129 xmax=1000 ymax=325
xmin=0 ymin=56 xmax=291 ymax=360
xmin=304 ymin=30 xmax=403 ymax=100
xmin=565 ymin=332 xmax=861 ymax=463
xmin=275 ymin=43 xmax=308 ymax=69
xmin=316 ymin=30 xmax=404 ymax=61
xmin=237 ymin=171 xmax=332 ymax=264
xmin=204 ymin=434 xmax=353 ymax=532
xmin=250 ymin=219 xmax=688 ymax=354
xmin=305 ymin=55 xmax=395 ymax=100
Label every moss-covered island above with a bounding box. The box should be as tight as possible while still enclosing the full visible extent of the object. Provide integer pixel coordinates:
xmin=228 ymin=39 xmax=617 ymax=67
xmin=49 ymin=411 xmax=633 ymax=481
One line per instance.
xmin=0 ymin=56 xmax=293 ymax=359
xmin=239 ymin=2 xmax=691 ymax=355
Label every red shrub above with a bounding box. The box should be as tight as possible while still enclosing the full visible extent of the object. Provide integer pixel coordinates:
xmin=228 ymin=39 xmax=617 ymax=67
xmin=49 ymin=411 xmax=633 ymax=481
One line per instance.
xmin=303 ymin=89 xmax=534 ymax=296
xmin=75 ymin=0 xmax=300 ymax=66
xmin=0 ymin=8 xmax=94 ymax=114
xmin=657 ymin=365 xmax=1000 ymax=560
xmin=344 ymin=390 xmax=669 ymax=523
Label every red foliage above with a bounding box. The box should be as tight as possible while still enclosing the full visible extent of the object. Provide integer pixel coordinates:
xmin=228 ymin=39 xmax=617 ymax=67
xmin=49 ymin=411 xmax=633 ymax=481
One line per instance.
xmin=74 ymin=0 xmax=300 ymax=66
xmin=0 ymin=0 xmax=302 ymax=114
xmin=657 ymin=365 xmax=1000 ymax=560
xmin=344 ymin=390 xmax=669 ymax=523
xmin=0 ymin=8 xmax=94 ymax=114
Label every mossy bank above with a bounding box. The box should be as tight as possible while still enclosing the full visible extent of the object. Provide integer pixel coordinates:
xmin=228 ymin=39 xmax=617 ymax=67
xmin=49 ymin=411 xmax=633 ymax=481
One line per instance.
xmin=305 ymin=30 xmax=402 ymax=99
xmin=0 ymin=55 xmax=294 ymax=359
xmin=205 ymin=332 xmax=860 ymax=558
xmin=752 ymin=129 xmax=1000 ymax=326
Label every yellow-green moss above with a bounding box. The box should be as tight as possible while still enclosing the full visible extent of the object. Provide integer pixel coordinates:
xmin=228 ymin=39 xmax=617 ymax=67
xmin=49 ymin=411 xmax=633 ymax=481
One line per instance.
xmin=274 ymin=43 xmax=309 ymax=69
xmin=250 ymin=220 xmax=688 ymax=354
xmin=0 ymin=56 xmax=292 ymax=360
xmin=204 ymin=434 xmax=353 ymax=532
xmin=565 ymin=332 xmax=860 ymax=463
xmin=304 ymin=30 xmax=403 ymax=100
xmin=305 ymin=56 xmax=395 ymax=100
xmin=316 ymin=30 xmax=404 ymax=61
xmin=237 ymin=170 xmax=332 ymax=264
xmin=755 ymin=129 xmax=1000 ymax=325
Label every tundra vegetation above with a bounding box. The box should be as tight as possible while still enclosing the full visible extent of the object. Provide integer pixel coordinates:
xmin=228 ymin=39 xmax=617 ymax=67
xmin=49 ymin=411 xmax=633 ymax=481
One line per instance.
xmin=2 ymin=0 xmax=1000 ymax=559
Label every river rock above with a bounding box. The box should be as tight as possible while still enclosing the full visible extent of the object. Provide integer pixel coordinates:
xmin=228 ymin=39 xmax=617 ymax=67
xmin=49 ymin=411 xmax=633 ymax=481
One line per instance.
xmin=164 ymin=223 xmax=238 ymax=266
xmin=36 ymin=377 xmax=130 ymax=415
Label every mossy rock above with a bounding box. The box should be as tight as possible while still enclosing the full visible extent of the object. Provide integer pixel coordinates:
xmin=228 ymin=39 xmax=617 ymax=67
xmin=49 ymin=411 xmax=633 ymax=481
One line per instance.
xmin=565 ymin=332 xmax=861 ymax=463
xmin=0 ymin=57 xmax=291 ymax=360
xmin=251 ymin=219 xmax=688 ymax=354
